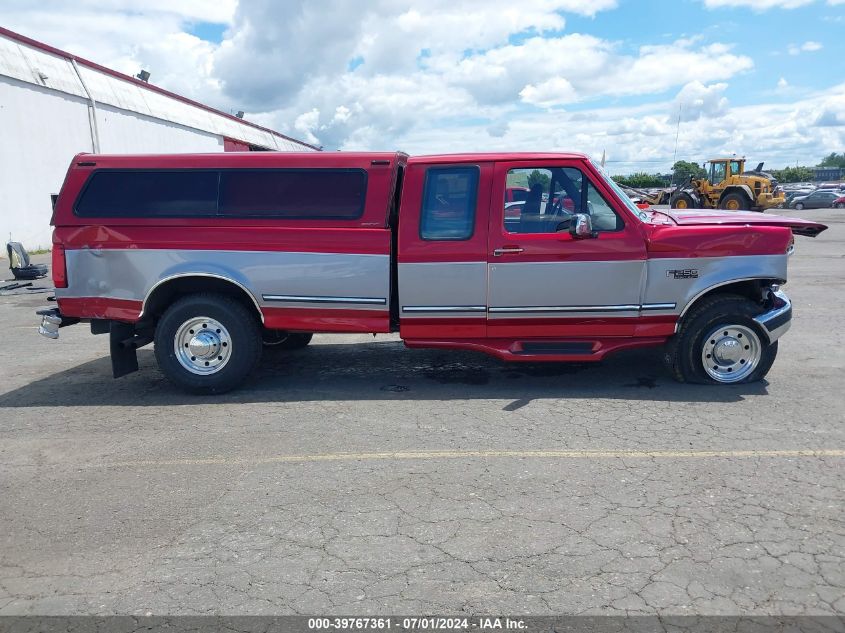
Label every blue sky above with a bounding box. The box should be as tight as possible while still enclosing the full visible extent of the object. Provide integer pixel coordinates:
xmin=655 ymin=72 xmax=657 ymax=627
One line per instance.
xmin=563 ymin=0 xmax=842 ymax=110
xmin=2 ymin=0 xmax=843 ymax=172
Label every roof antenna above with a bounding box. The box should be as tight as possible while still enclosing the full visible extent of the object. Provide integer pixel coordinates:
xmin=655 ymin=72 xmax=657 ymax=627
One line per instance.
xmin=671 ymin=103 xmax=682 ymax=185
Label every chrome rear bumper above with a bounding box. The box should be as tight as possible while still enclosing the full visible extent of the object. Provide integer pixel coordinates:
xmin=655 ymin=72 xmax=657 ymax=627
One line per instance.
xmin=36 ymin=307 xmax=78 ymax=339
xmin=753 ymin=290 xmax=792 ymax=344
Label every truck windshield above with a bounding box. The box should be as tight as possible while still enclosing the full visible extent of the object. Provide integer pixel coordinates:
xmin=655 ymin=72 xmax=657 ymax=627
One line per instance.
xmin=590 ymin=159 xmax=649 ymax=222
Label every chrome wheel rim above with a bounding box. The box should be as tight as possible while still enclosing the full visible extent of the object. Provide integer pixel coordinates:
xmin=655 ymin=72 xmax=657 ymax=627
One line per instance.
xmin=174 ymin=316 xmax=232 ymax=375
xmin=701 ymin=324 xmax=762 ymax=383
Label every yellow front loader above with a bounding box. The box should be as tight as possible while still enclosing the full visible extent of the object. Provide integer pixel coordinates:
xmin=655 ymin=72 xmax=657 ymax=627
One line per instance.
xmin=670 ymin=158 xmax=785 ymax=212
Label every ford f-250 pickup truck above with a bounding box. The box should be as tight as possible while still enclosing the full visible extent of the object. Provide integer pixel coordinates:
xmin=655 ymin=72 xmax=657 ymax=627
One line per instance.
xmin=37 ymin=151 xmax=827 ymax=393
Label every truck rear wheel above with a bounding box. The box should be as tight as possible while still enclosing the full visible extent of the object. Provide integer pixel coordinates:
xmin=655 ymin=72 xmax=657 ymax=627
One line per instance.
xmin=663 ymin=294 xmax=778 ymax=385
xmin=154 ymin=293 xmax=262 ymax=394
xmin=719 ymin=192 xmax=751 ymax=211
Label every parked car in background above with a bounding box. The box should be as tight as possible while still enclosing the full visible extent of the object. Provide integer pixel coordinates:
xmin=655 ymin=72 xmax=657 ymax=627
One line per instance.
xmin=833 ymin=195 xmax=845 ymax=209
xmin=789 ymin=190 xmax=840 ymax=210
xmin=781 ymin=190 xmax=813 ymax=208
xmin=505 ymin=186 xmax=529 ymax=203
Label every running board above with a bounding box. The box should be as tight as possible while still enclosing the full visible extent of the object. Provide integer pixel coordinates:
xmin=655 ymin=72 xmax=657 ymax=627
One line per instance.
xmin=403 ymin=337 xmax=667 ymax=363
xmin=516 ymin=341 xmax=596 ymax=355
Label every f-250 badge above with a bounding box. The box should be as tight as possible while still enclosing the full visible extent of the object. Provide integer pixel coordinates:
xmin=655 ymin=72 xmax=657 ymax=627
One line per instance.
xmin=666 ymin=269 xmax=699 ymax=279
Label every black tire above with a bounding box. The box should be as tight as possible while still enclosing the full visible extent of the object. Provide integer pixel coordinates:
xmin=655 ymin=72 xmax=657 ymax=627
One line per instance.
xmin=154 ymin=293 xmax=262 ymax=394
xmin=794 ymin=202 xmax=804 ymax=210
xmin=663 ymin=294 xmax=778 ymax=385
xmin=262 ymin=330 xmax=313 ymax=350
xmin=719 ymin=192 xmax=751 ymax=211
xmin=836 ymin=203 xmax=844 ymax=209
xmin=670 ymin=192 xmax=696 ymax=210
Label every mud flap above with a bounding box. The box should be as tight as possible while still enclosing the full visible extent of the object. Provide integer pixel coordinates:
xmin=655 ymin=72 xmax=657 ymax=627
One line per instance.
xmin=110 ymin=322 xmax=138 ymax=378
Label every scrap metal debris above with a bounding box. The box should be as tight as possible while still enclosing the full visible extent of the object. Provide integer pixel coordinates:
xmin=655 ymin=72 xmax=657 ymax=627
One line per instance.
xmin=0 ymin=280 xmax=53 ymax=296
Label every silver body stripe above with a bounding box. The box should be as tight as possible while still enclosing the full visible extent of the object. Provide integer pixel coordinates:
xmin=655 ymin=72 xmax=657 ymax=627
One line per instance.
xmin=488 ymin=260 xmax=644 ymax=320
xmin=399 ymin=262 xmax=487 ymax=318
xmin=58 ymin=248 xmax=788 ymax=326
xmin=489 ymin=305 xmax=639 ymax=314
xmin=263 ymin=295 xmax=386 ymax=305
xmin=402 ymin=255 xmax=786 ymax=321
xmin=402 ymin=306 xmax=487 ymax=313
xmin=58 ymin=249 xmax=391 ymax=314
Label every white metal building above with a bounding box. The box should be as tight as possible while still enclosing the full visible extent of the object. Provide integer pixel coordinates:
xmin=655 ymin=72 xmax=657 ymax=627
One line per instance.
xmin=0 ymin=26 xmax=317 ymax=251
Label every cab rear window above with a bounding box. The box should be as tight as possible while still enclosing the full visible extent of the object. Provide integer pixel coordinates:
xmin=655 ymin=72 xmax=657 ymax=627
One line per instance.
xmin=74 ymin=169 xmax=367 ymax=219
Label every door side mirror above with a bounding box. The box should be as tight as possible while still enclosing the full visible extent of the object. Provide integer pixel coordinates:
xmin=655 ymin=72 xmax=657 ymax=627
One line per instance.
xmin=569 ymin=214 xmax=597 ymax=239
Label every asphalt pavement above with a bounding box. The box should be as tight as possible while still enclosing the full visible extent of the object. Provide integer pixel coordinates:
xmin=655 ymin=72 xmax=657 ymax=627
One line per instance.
xmin=0 ymin=209 xmax=843 ymax=615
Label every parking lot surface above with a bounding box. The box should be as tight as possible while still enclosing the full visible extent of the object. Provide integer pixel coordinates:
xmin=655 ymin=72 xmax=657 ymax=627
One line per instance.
xmin=0 ymin=209 xmax=843 ymax=615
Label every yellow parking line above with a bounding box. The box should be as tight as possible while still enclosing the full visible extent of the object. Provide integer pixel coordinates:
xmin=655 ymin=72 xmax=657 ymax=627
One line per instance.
xmin=108 ymin=449 xmax=845 ymax=468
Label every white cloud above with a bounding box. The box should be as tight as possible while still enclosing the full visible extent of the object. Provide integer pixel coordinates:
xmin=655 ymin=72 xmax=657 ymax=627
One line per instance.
xmin=673 ymin=81 xmax=730 ymax=121
xmin=2 ymin=0 xmax=842 ymax=173
xmin=293 ymin=109 xmax=322 ymax=145
xmin=777 ymin=77 xmax=789 ymax=90
xmin=520 ymin=77 xmax=578 ymax=107
xmin=386 ymin=82 xmax=845 ymax=173
xmin=788 ymin=41 xmax=824 ymax=54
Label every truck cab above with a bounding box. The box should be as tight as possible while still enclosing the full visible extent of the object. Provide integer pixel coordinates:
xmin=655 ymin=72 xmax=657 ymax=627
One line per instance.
xmin=39 ymin=151 xmax=826 ymax=393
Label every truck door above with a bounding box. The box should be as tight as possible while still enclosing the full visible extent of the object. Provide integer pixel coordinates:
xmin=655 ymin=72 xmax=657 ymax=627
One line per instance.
xmin=487 ymin=160 xmax=647 ymax=338
xmin=398 ymin=161 xmax=493 ymax=339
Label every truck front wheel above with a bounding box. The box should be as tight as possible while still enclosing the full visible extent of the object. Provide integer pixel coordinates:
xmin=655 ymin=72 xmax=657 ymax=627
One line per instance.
xmin=663 ymin=294 xmax=778 ymax=384
xmin=154 ymin=293 xmax=262 ymax=394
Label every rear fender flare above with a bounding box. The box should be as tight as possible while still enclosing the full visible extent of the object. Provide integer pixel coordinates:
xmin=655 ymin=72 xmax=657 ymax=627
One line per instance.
xmin=141 ymin=271 xmax=264 ymax=323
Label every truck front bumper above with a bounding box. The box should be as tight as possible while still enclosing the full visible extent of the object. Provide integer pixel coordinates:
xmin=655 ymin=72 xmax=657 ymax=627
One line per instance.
xmin=36 ymin=307 xmax=78 ymax=339
xmin=753 ymin=289 xmax=791 ymax=344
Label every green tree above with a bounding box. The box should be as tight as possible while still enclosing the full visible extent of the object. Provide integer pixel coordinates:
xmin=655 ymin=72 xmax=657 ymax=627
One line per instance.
xmin=771 ymin=166 xmax=815 ymax=183
xmin=527 ymin=170 xmax=550 ymax=190
xmin=819 ymin=152 xmax=845 ymax=169
xmin=671 ymin=160 xmax=707 ymax=183
xmin=613 ymin=172 xmax=666 ymax=188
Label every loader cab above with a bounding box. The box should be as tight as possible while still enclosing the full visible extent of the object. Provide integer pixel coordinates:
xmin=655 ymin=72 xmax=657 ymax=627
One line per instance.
xmin=708 ymin=158 xmax=745 ymax=185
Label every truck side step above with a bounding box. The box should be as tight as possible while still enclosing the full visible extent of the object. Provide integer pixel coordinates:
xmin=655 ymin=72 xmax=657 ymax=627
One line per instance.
xmin=405 ymin=337 xmax=667 ymax=363
xmin=516 ymin=342 xmax=596 ymax=355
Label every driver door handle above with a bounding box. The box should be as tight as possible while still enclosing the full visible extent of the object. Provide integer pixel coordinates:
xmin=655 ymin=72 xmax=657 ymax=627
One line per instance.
xmin=493 ymin=247 xmax=524 ymax=256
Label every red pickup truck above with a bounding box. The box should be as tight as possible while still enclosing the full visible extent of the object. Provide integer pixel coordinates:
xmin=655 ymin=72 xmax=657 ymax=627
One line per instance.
xmin=38 ymin=151 xmax=826 ymax=393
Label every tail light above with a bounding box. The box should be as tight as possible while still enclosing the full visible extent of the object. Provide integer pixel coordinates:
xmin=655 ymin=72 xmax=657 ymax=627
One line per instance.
xmin=52 ymin=234 xmax=67 ymax=288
